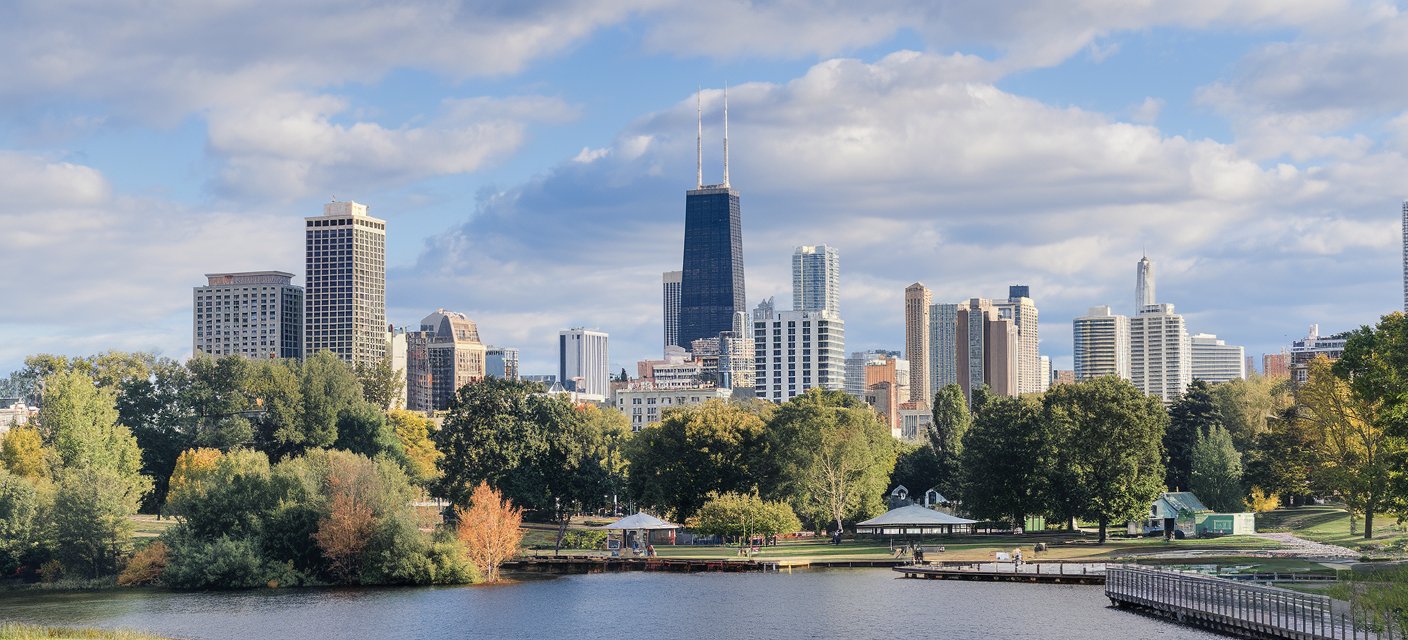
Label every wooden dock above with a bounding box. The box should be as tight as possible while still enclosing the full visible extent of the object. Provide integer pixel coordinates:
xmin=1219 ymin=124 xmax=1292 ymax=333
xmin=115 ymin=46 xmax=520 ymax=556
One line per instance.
xmin=504 ymin=556 xmax=908 ymax=574
xmin=1107 ymin=565 xmax=1398 ymax=639
xmin=895 ymin=562 xmax=1107 ymax=584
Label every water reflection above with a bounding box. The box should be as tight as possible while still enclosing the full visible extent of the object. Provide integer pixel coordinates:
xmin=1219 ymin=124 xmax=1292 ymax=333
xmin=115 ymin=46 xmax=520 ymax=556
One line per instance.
xmin=0 ymin=570 xmax=1223 ymax=640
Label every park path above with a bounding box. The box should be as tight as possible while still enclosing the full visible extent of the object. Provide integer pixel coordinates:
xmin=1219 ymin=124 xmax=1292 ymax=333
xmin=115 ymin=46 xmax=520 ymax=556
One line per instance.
xmin=1252 ymin=532 xmax=1358 ymax=559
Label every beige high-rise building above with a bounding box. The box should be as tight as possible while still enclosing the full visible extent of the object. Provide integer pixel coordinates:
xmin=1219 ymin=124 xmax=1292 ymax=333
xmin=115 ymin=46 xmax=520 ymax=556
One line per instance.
xmin=406 ymin=309 xmax=487 ymax=412
xmin=995 ymin=285 xmax=1041 ymax=395
xmin=954 ymin=298 xmax=1017 ymax=401
xmin=193 ymin=271 xmax=303 ymax=360
xmin=904 ymin=283 xmax=931 ymax=406
xmin=1130 ymin=303 xmax=1191 ymax=403
xmin=305 ymin=200 xmax=387 ymax=366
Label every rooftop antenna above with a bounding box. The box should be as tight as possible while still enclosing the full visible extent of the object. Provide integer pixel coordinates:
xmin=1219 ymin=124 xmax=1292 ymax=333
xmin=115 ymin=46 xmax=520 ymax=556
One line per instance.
xmin=722 ymin=83 xmax=730 ymax=188
xmin=696 ymin=87 xmax=703 ymax=189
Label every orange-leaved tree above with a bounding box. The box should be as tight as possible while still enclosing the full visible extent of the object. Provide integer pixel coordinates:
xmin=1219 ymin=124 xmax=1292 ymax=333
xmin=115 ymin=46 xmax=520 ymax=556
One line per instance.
xmin=457 ymin=481 xmax=522 ymax=583
xmin=313 ymin=474 xmax=376 ymax=582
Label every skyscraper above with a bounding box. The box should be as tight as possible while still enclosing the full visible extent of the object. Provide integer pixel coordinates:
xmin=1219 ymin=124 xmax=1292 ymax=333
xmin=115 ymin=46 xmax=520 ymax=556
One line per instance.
xmin=678 ymin=90 xmax=745 ymax=349
xmin=1190 ymin=333 xmax=1247 ymax=383
xmin=662 ymin=271 xmax=682 ymax=352
xmin=559 ymin=328 xmax=609 ymax=398
xmin=1402 ymin=200 xmax=1407 ymax=311
xmin=305 ymin=200 xmax=387 ymax=366
xmin=406 ymin=309 xmax=487 ymax=412
xmin=1072 ymin=305 xmax=1131 ymax=381
xmin=954 ymin=298 xmax=1017 ymax=400
xmin=485 ymin=346 xmax=520 ymax=380
xmin=792 ymin=244 xmax=840 ymax=315
xmin=193 ymin=271 xmax=303 ymax=360
xmin=904 ymin=283 xmax=931 ymax=406
xmin=928 ymin=302 xmax=958 ymax=391
xmin=752 ymin=307 xmax=845 ymax=403
xmin=995 ymin=285 xmax=1040 ymax=395
xmin=1136 ymin=255 xmax=1155 ymax=314
xmin=1130 ymin=303 xmax=1191 ymax=402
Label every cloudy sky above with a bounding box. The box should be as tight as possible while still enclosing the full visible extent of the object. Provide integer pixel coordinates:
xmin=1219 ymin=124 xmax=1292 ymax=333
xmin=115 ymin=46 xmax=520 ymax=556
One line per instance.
xmin=2 ymin=0 xmax=1404 ymax=377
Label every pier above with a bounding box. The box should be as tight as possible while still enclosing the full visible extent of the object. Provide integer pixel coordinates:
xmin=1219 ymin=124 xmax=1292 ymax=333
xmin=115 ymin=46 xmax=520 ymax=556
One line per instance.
xmin=504 ymin=556 xmax=909 ymax=574
xmin=1106 ymin=565 xmax=1397 ymax=639
xmin=895 ymin=562 xmax=1108 ymax=584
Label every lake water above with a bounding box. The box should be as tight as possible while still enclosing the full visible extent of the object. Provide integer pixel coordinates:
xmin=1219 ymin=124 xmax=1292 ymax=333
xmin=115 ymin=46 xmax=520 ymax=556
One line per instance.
xmin=0 ymin=569 xmax=1224 ymax=640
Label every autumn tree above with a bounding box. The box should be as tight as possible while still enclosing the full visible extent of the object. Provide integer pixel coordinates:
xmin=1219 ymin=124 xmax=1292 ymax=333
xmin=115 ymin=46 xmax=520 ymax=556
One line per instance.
xmin=1 ymin=427 xmax=49 ymax=479
xmin=313 ymin=475 xmax=377 ymax=583
xmin=165 ymin=447 xmax=224 ymax=508
xmin=457 ymin=482 xmax=523 ymax=583
xmin=388 ymin=410 xmax=442 ymax=486
xmin=1300 ymin=355 xmax=1397 ymax=538
xmin=765 ymin=389 xmax=897 ymax=532
xmin=1210 ymin=373 xmax=1293 ymax=452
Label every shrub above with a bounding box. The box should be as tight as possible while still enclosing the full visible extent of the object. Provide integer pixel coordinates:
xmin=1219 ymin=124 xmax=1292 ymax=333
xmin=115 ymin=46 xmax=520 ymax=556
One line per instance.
xmin=161 ymin=532 xmax=268 ymax=589
xmin=117 ymin=542 xmax=167 ymax=586
xmin=562 ymin=530 xmax=607 ymax=550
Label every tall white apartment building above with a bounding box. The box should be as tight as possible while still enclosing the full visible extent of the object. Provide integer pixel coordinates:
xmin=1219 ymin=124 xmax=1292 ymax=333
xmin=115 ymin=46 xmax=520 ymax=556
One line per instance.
xmin=717 ymin=312 xmax=755 ymax=389
xmin=305 ymin=200 xmax=387 ymax=366
xmin=904 ymin=283 xmax=931 ymax=406
xmin=193 ymin=271 xmax=304 ymax=360
xmin=1190 ymin=333 xmax=1247 ymax=383
xmin=753 ymin=306 xmax=845 ymax=403
xmin=387 ymin=327 xmax=407 ymax=409
xmin=995 ymin=286 xmax=1041 ymax=395
xmin=662 ymin=270 xmax=682 ymax=352
xmin=1130 ymin=303 xmax=1191 ymax=402
xmin=792 ymin=244 xmax=840 ymax=315
xmin=1072 ymin=305 xmax=1131 ymax=381
xmin=928 ymin=303 xmax=959 ymax=392
xmin=559 ymin=328 xmax=609 ymax=397
xmin=1039 ymin=356 xmax=1051 ymax=393
xmin=1136 ymin=255 xmax=1155 ymax=315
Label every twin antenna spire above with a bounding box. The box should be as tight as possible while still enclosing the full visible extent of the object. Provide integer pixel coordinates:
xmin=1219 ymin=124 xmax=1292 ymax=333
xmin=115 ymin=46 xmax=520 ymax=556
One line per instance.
xmin=696 ymin=85 xmax=730 ymax=189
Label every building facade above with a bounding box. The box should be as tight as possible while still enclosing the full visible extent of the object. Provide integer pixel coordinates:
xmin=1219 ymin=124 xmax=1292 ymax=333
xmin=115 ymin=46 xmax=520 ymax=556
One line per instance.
xmin=792 ymin=244 xmax=840 ymax=315
xmin=193 ymin=271 xmax=304 ymax=360
xmin=305 ymin=201 xmax=387 ymax=366
xmin=904 ymin=283 xmax=932 ymax=406
xmin=995 ymin=286 xmax=1041 ymax=395
xmin=1190 ymin=333 xmax=1247 ymax=383
xmin=752 ymin=307 xmax=845 ymax=403
xmin=1130 ymin=303 xmax=1191 ymax=402
xmin=387 ymin=327 xmax=407 ymax=409
xmin=1072 ymin=305 xmax=1131 ymax=381
xmin=928 ymin=302 xmax=959 ymax=392
xmin=1263 ymin=351 xmax=1290 ymax=379
xmin=485 ymin=346 xmax=520 ymax=380
xmin=612 ymin=386 xmax=733 ymax=431
xmin=954 ymin=298 xmax=1017 ymax=400
xmin=845 ymin=349 xmax=899 ymax=401
xmin=679 ymin=185 xmax=745 ymax=349
xmin=662 ymin=270 xmax=682 ymax=352
xmin=560 ymin=328 xmax=610 ymax=398
xmin=406 ymin=310 xmax=487 ymax=412
xmin=1136 ymin=255 xmax=1155 ymax=315
xmin=1289 ymin=325 xmax=1348 ymax=384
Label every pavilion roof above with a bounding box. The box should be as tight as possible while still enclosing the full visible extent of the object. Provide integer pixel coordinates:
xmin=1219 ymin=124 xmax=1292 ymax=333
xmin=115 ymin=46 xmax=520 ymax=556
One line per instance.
xmin=598 ymin=511 xmax=681 ymax=530
xmin=856 ymin=504 xmax=977 ymax=527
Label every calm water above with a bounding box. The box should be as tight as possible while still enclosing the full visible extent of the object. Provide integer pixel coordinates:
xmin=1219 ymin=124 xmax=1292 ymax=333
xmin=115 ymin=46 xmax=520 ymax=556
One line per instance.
xmin=0 ymin=570 xmax=1223 ymax=640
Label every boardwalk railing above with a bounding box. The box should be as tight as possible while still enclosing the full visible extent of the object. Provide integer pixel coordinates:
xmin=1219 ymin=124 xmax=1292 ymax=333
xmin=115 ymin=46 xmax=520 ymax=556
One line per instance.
xmin=1107 ymin=565 xmax=1398 ymax=640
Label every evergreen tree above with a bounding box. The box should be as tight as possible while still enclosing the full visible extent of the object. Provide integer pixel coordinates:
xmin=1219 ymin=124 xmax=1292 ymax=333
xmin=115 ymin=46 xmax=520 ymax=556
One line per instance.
xmin=1165 ymin=380 xmax=1223 ymax=491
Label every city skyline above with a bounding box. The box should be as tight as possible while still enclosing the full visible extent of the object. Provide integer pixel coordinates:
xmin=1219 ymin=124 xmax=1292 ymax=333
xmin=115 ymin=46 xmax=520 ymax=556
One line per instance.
xmin=3 ymin=3 xmax=1406 ymax=378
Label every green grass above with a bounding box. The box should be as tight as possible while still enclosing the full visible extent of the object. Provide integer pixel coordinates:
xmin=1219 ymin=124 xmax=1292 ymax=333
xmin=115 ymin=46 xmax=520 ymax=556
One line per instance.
xmin=127 ymin=515 xmax=176 ymax=540
xmin=1257 ymin=505 xmax=1408 ymax=554
xmin=1128 ymin=556 xmax=1341 ymax=575
xmin=0 ymin=624 xmax=174 ymax=640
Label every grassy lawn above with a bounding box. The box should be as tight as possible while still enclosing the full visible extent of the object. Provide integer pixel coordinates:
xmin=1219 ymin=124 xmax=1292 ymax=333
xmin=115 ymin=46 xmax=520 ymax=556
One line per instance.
xmin=0 ymin=624 xmax=172 ymax=640
xmin=127 ymin=515 xmax=177 ymax=540
xmin=1257 ymin=505 xmax=1408 ymax=554
xmin=1128 ymin=556 xmax=1342 ymax=576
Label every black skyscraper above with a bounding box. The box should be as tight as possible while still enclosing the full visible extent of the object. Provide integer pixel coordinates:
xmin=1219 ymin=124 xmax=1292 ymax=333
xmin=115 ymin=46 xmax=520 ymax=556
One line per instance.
xmin=678 ymin=88 xmax=745 ymax=349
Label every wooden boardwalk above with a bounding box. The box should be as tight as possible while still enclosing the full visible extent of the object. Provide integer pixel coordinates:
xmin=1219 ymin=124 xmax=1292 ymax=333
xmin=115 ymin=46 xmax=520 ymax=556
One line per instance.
xmin=505 ymin=556 xmax=908 ymax=574
xmin=1107 ymin=565 xmax=1398 ymax=639
xmin=896 ymin=562 xmax=1107 ymax=584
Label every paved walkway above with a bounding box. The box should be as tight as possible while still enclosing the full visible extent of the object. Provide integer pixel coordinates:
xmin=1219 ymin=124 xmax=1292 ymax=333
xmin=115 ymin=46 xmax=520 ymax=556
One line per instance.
xmin=1252 ymin=532 xmax=1358 ymax=559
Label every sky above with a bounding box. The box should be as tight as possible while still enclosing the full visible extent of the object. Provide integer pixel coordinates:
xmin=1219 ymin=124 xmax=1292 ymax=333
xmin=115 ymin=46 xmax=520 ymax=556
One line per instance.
xmin=2 ymin=0 xmax=1406 ymax=377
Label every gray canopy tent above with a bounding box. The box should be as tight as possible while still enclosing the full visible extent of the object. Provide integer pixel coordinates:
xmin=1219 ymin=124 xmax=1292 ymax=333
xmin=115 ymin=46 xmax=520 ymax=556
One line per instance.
xmin=855 ymin=504 xmax=978 ymax=536
xmin=597 ymin=512 xmax=681 ymax=556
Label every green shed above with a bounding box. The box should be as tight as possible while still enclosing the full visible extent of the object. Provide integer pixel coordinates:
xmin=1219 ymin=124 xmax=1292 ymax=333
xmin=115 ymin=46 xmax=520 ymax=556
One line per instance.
xmin=1195 ymin=512 xmax=1255 ymax=536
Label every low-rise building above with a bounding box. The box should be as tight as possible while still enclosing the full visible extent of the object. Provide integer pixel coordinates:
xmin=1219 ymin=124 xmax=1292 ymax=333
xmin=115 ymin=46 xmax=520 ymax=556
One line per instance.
xmin=611 ymin=385 xmax=733 ymax=431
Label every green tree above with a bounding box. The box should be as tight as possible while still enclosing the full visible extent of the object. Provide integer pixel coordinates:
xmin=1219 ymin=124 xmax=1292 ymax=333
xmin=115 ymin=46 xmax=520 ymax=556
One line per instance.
xmin=1190 ymin=425 xmax=1245 ymax=512
xmin=51 ymin=466 xmax=151 ymax=578
xmin=1166 ymin=380 xmax=1224 ymax=491
xmin=927 ymin=384 xmax=970 ymax=499
xmin=37 ymin=370 xmax=145 ymax=483
xmin=889 ymin=444 xmax=944 ymax=500
xmin=334 ymin=401 xmax=406 ymax=462
xmin=626 ymin=399 xmax=767 ymax=522
xmin=1044 ymin=377 xmax=1166 ymax=543
xmin=766 ymin=389 xmax=898 ymax=531
xmin=432 ymin=378 xmax=549 ymax=508
xmin=1244 ymin=406 xmax=1316 ymax=503
xmin=387 ymin=410 xmax=442 ymax=486
xmin=692 ymin=493 xmax=801 ymax=547
xmin=1331 ymin=313 xmax=1408 ymax=537
xmin=0 ymin=469 xmax=47 ymax=575
xmin=959 ymin=390 xmax=1047 ymax=530
xmin=355 ymin=356 xmax=405 ymax=411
